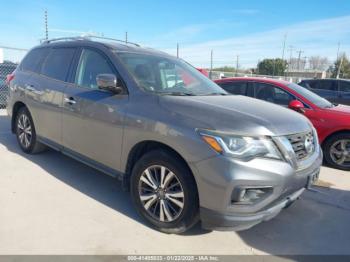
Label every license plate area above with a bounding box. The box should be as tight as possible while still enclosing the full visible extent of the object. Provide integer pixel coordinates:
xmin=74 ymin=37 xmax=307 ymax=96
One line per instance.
xmin=306 ymin=170 xmax=319 ymax=189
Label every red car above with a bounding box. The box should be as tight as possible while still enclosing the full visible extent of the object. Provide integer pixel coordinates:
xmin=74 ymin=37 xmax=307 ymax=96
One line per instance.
xmin=215 ymin=77 xmax=350 ymax=170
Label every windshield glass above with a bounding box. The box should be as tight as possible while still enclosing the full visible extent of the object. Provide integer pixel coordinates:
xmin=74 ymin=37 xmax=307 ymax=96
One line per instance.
xmin=115 ymin=52 xmax=227 ymax=96
xmin=287 ymin=82 xmax=334 ymax=108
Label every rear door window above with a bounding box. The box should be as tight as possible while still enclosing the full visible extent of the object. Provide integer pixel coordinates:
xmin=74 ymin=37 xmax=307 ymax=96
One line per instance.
xmin=218 ymin=82 xmax=247 ymax=95
xmin=41 ymin=48 xmax=76 ymax=82
xmin=21 ymin=48 xmax=48 ymax=73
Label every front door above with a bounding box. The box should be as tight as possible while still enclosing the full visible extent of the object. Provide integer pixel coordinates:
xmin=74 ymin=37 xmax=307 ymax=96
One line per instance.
xmin=62 ymin=48 xmax=128 ymax=173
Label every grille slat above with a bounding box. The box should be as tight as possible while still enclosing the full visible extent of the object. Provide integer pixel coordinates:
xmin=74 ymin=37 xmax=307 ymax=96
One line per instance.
xmin=287 ymin=131 xmax=315 ymax=161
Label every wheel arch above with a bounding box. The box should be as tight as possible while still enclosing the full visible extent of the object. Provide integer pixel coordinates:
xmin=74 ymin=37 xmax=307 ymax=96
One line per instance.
xmin=123 ymin=140 xmax=198 ymax=192
xmin=321 ymin=129 xmax=350 ymax=148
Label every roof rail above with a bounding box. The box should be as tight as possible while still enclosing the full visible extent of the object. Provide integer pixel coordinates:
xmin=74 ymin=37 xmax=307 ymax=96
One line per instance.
xmin=41 ymin=35 xmax=140 ymax=47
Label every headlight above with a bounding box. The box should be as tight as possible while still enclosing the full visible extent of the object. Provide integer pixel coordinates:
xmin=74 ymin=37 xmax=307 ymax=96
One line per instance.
xmin=199 ymin=130 xmax=282 ymax=161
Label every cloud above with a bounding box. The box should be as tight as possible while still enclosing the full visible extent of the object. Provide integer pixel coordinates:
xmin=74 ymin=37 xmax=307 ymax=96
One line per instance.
xmin=156 ymin=15 xmax=350 ymax=68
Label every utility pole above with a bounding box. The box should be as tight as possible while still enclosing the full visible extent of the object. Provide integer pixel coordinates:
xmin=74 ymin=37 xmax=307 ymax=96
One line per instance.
xmin=235 ymin=55 xmax=239 ymax=76
xmin=336 ymin=56 xmax=344 ymax=79
xmin=281 ymin=33 xmax=287 ymax=61
xmin=45 ymin=10 xmax=48 ymax=40
xmin=288 ymin=45 xmax=294 ymax=71
xmin=176 ymin=43 xmax=179 ymax=58
xmin=125 ymin=32 xmax=128 ymax=43
xmin=210 ymin=50 xmax=213 ymax=79
xmin=336 ymin=42 xmax=341 ymax=60
xmin=303 ymin=56 xmax=308 ymax=70
xmin=297 ymin=50 xmax=304 ymax=70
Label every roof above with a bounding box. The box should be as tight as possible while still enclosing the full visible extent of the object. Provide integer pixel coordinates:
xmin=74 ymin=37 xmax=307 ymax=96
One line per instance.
xmin=214 ymin=77 xmax=292 ymax=85
xmin=300 ymin=78 xmax=350 ymax=82
xmin=38 ymin=36 xmax=171 ymax=57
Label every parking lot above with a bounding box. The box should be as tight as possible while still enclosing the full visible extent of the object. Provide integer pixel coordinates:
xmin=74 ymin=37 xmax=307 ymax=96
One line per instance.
xmin=0 ymin=109 xmax=349 ymax=255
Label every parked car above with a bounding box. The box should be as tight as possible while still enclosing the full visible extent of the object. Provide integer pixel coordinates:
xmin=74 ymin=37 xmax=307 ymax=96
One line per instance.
xmin=7 ymin=37 xmax=322 ymax=233
xmin=0 ymin=62 xmax=17 ymax=108
xmin=215 ymin=77 xmax=350 ymax=170
xmin=298 ymin=78 xmax=350 ymax=106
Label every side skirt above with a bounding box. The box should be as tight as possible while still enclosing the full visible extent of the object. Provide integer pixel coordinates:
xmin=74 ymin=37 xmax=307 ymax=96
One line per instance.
xmin=37 ymin=136 xmax=125 ymax=182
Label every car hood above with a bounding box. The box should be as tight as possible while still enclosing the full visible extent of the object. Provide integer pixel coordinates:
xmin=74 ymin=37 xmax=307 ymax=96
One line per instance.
xmin=159 ymin=95 xmax=312 ymax=136
xmin=325 ymin=104 xmax=350 ymax=115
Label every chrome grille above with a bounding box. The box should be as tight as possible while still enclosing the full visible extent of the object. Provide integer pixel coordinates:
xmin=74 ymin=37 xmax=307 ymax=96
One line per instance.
xmin=287 ymin=131 xmax=315 ymax=161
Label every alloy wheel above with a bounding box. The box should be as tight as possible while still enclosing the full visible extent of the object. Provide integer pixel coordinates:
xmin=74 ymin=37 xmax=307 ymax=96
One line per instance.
xmin=17 ymin=114 xmax=32 ymax=148
xmin=138 ymin=165 xmax=185 ymax=223
xmin=330 ymin=139 xmax=350 ymax=167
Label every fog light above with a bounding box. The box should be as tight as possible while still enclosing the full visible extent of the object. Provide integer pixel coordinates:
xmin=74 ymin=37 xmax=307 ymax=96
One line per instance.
xmin=231 ymin=186 xmax=273 ymax=205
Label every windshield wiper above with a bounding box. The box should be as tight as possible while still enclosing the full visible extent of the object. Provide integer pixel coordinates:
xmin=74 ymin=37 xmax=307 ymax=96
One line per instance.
xmin=158 ymin=91 xmax=195 ymax=96
xmin=202 ymin=92 xmax=229 ymax=96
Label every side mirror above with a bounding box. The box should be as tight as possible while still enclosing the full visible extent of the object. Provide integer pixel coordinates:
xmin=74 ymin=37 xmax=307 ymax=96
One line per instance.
xmin=96 ymin=74 xmax=123 ymax=94
xmin=288 ymin=100 xmax=305 ymax=112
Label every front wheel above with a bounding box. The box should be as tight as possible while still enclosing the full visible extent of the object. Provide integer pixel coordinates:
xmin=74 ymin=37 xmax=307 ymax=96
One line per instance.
xmin=130 ymin=150 xmax=199 ymax=234
xmin=323 ymin=133 xmax=350 ymax=171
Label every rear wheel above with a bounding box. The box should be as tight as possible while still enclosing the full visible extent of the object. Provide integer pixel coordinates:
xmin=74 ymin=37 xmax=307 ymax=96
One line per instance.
xmin=130 ymin=150 xmax=199 ymax=233
xmin=15 ymin=107 xmax=46 ymax=154
xmin=323 ymin=133 xmax=350 ymax=171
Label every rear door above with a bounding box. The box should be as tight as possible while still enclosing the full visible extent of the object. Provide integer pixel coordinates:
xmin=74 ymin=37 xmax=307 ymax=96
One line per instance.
xmin=28 ymin=47 xmax=76 ymax=146
xmin=62 ymin=47 xmax=128 ymax=173
xmin=338 ymin=80 xmax=350 ymax=105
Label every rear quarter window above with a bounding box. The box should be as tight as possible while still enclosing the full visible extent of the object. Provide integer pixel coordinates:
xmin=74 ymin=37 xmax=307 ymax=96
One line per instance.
xmin=20 ymin=48 xmax=48 ymax=73
xmin=40 ymin=48 xmax=76 ymax=82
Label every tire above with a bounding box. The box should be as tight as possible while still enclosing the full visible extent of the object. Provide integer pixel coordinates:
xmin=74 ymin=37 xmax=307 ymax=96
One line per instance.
xmin=130 ymin=150 xmax=199 ymax=234
xmin=15 ymin=107 xmax=47 ymax=154
xmin=323 ymin=132 xmax=350 ymax=171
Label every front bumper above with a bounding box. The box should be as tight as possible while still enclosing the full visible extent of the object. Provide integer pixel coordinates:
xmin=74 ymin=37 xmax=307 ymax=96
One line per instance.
xmin=201 ymin=187 xmax=305 ymax=231
xmin=190 ymin=146 xmax=322 ymax=231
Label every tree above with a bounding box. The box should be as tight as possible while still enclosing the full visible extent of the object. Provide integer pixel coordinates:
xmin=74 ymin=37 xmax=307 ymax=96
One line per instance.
xmin=213 ymin=66 xmax=235 ymax=72
xmin=288 ymin=57 xmax=306 ymax=70
xmin=257 ymin=58 xmax=287 ymax=76
xmin=329 ymin=53 xmax=350 ymax=79
xmin=308 ymin=56 xmax=329 ymax=71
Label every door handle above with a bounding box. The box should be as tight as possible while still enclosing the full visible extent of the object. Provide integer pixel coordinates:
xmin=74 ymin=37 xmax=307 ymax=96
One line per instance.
xmin=64 ymin=97 xmax=76 ymax=105
xmin=25 ymin=84 xmax=35 ymax=92
xmin=25 ymin=84 xmax=44 ymax=95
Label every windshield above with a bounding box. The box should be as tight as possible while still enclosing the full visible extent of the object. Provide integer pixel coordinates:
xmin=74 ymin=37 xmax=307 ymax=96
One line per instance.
xmin=115 ymin=52 xmax=227 ymax=96
xmin=287 ymin=82 xmax=334 ymax=108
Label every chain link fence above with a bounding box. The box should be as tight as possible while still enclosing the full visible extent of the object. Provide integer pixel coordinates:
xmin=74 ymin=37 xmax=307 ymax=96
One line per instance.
xmin=0 ymin=46 xmax=28 ymax=108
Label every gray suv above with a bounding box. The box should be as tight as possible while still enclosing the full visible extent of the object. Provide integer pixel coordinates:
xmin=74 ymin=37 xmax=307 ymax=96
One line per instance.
xmin=6 ymin=37 xmax=322 ymax=233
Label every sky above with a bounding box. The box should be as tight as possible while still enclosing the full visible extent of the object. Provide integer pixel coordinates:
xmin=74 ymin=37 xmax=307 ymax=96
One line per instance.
xmin=0 ymin=0 xmax=350 ymax=68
